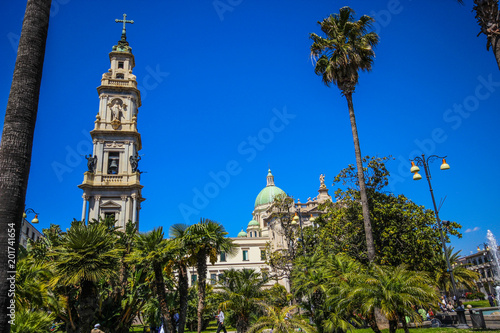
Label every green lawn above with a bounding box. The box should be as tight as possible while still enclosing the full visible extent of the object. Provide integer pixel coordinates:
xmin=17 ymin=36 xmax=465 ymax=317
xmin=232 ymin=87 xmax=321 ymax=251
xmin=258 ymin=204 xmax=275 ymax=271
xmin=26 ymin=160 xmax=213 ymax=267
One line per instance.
xmin=463 ymin=300 xmax=491 ymax=308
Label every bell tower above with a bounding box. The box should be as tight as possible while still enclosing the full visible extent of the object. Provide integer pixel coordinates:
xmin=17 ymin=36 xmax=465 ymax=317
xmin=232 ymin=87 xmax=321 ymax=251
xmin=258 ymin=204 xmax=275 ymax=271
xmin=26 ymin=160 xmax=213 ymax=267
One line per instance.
xmin=79 ymin=14 xmax=144 ymax=229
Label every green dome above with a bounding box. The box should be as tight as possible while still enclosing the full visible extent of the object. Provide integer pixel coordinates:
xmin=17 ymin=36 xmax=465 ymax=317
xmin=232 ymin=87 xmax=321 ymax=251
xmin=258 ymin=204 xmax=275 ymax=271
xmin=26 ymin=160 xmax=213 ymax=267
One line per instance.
xmin=237 ymin=229 xmax=248 ymax=237
xmin=254 ymin=185 xmax=286 ymax=207
xmin=248 ymin=219 xmax=259 ymax=227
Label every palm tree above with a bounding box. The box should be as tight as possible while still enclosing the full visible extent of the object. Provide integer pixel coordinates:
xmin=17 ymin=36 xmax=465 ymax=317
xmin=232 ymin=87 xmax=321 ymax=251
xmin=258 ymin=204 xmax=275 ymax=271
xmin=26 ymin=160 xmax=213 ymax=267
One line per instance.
xmin=346 ymin=264 xmax=439 ymax=333
xmin=10 ymin=308 xmax=55 ymax=333
xmin=127 ymin=227 xmax=176 ymax=333
xmin=292 ymin=252 xmax=329 ymax=333
xmin=0 ymin=0 xmax=51 ymax=330
xmin=455 ymin=0 xmax=500 ymax=69
xmin=435 ymin=247 xmax=479 ymax=295
xmin=246 ymin=304 xmax=315 ymax=333
xmin=50 ymin=222 xmax=123 ymax=333
xmin=219 ymin=268 xmax=268 ymax=333
xmin=170 ymin=223 xmax=191 ymax=333
xmin=310 ymin=7 xmax=379 ymax=262
xmin=183 ymin=218 xmax=236 ymax=333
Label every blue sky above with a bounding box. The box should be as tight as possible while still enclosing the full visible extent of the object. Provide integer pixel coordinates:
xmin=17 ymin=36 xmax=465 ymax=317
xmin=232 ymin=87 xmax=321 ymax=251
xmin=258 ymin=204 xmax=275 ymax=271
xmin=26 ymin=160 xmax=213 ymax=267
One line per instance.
xmin=1 ymin=0 xmax=499 ymax=256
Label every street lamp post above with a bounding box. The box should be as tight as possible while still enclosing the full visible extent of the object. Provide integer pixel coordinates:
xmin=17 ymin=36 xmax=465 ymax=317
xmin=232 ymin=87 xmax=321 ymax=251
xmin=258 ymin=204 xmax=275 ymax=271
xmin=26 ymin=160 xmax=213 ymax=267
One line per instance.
xmin=410 ymin=154 xmax=458 ymax=299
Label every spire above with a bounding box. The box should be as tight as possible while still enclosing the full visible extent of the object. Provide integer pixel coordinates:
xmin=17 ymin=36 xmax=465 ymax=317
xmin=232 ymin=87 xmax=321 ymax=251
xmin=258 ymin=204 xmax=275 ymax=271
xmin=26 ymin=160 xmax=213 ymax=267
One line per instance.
xmin=266 ymin=169 xmax=275 ymax=187
xmin=112 ymin=13 xmax=134 ymax=53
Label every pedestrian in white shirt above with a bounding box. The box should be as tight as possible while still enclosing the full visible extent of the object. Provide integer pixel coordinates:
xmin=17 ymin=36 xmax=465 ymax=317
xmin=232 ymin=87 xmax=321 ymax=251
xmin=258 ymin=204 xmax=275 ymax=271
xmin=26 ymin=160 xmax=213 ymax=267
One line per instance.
xmin=216 ymin=308 xmax=228 ymax=333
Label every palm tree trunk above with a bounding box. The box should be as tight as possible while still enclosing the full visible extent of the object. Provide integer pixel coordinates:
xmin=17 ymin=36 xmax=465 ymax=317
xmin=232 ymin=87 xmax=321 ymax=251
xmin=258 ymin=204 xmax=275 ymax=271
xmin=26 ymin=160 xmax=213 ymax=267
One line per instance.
xmin=388 ymin=319 xmax=398 ymax=333
xmin=154 ymin=264 xmax=175 ymax=333
xmin=178 ymin=263 xmax=189 ymax=333
xmin=492 ymin=35 xmax=500 ymax=70
xmin=79 ymin=280 xmax=98 ymax=333
xmin=196 ymin=251 xmax=208 ymax=333
xmin=0 ymin=0 xmax=51 ymax=332
xmin=344 ymin=93 xmax=375 ymax=262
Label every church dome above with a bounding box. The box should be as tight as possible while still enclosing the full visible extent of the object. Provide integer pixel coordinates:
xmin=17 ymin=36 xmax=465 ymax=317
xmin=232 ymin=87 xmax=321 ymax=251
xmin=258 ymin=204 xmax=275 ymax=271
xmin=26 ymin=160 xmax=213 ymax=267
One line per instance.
xmin=248 ymin=219 xmax=259 ymax=227
xmin=254 ymin=169 xmax=286 ymax=208
xmin=237 ymin=229 xmax=248 ymax=237
xmin=255 ymin=186 xmax=286 ymax=207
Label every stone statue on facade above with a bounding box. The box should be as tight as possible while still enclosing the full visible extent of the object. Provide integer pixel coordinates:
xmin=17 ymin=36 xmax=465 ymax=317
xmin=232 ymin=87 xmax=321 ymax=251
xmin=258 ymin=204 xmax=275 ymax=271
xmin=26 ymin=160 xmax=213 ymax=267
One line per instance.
xmin=130 ymin=154 xmax=141 ymax=173
xmin=319 ymin=174 xmax=326 ymax=189
xmin=85 ymin=155 xmax=97 ymax=173
xmin=111 ymin=99 xmax=123 ymax=120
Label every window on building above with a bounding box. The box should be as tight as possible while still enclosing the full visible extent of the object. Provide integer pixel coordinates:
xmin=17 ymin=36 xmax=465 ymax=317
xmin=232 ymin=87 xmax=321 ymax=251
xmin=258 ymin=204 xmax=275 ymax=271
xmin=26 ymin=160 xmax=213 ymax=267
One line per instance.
xmin=262 ymin=270 xmax=268 ymax=281
xmin=108 ymin=152 xmax=119 ymax=174
xmin=260 ymin=250 xmax=266 ymax=261
xmin=104 ymin=212 xmax=116 ymax=220
xmin=478 ymin=258 xmax=483 ymax=264
xmin=26 ymin=227 xmax=30 ymax=236
xmin=218 ymin=273 xmax=223 ymax=282
xmin=210 ymin=273 xmax=217 ymax=284
xmin=243 ymin=250 xmax=249 ymax=261
xmin=191 ymin=274 xmax=197 ymax=284
xmin=31 ymin=232 xmax=35 ymax=240
xmin=116 ymin=73 xmax=125 ymax=79
xmin=118 ymin=61 xmax=124 ymax=69
xmin=220 ymin=252 xmax=226 ymax=262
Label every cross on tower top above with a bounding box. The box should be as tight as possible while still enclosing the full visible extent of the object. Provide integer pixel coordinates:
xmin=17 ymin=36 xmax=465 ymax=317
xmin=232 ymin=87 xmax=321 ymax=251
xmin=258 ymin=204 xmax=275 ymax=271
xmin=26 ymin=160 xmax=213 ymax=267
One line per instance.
xmin=115 ymin=13 xmax=134 ymax=41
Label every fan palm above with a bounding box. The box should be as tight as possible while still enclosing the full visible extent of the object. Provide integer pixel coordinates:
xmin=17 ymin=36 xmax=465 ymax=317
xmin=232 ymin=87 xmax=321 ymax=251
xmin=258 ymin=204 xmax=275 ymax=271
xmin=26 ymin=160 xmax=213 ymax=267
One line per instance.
xmin=219 ymin=269 xmax=268 ymax=333
xmin=183 ymin=218 xmax=236 ymax=333
xmin=292 ymin=252 xmax=329 ymax=333
xmin=50 ymin=222 xmax=123 ymax=333
xmin=310 ymin=7 xmax=379 ymax=262
xmin=322 ymin=254 xmax=364 ymax=333
xmin=10 ymin=308 xmax=55 ymax=333
xmin=247 ymin=304 xmax=315 ymax=333
xmin=346 ymin=264 xmax=439 ymax=333
xmin=435 ymin=247 xmax=479 ymax=295
xmin=127 ymin=227 xmax=176 ymax=333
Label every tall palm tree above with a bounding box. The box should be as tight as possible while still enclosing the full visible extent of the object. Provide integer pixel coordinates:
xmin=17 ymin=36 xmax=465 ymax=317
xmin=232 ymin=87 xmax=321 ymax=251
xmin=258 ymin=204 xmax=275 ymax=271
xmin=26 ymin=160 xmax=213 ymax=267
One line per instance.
xmin=246 ymin=304 xmax=316 ymax=333
xmin=455 ymin=0 xmax=500 ymax=69
xmin=0 ymin=0 xmax=51 ymax=330
xmin=170 ymin=223 xmax=191 ymax=333
xmin=127 ymin=227 xmax=176 ymax=333
xmin=183 ymin=218 xmax=236 ymax=333
xmin=219 ymin=268 xmax=268 ymax=333
xmin=50 ymin=222 xmax=123 ymax=333
xmin=310 ymin=7 xmax=379 ymax=262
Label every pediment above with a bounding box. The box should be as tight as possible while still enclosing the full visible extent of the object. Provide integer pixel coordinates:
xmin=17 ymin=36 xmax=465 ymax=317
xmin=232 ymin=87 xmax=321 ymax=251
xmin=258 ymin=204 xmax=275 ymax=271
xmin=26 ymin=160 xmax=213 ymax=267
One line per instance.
xmin=100 ymin=200 xmax=122 ymax=208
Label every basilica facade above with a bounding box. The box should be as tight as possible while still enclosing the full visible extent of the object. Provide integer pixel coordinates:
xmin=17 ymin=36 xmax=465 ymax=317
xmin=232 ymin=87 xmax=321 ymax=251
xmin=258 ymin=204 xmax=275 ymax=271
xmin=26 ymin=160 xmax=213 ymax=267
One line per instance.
xmin=185 ymin=169 xmax=332 ymax=290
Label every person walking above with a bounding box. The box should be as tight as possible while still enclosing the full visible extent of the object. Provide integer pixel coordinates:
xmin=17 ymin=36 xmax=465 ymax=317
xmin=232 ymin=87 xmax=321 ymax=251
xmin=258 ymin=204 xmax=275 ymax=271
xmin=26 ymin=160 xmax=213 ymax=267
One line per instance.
xmin=91 ymin=323 xmax=105 ymax=333
xmin=216 ymin=308 xmax=228 ymax=333
xmin=488 ymin=294 xmax=495 ymax=307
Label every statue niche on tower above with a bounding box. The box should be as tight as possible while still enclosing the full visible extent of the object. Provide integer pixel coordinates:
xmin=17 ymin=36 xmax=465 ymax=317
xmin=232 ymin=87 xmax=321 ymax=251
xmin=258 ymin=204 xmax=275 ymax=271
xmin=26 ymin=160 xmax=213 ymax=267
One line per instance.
xmin=109 ymin=98 xmax=125 ymax=130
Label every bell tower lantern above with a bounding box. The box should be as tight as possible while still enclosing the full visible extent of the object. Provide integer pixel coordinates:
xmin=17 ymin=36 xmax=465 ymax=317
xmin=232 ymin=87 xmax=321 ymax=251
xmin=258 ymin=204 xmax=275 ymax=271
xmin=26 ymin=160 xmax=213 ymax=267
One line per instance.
xmin=78 ymin=14 xmax=144 ymax=229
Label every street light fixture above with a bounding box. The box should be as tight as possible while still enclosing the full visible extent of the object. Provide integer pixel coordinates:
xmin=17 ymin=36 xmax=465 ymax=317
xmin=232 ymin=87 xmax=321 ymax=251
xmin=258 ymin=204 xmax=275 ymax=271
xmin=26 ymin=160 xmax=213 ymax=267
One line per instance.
xmin=410 ymin=154 xmax=458 ymax=299
xmin=23 ymin=207 xmax=39 ymax=224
